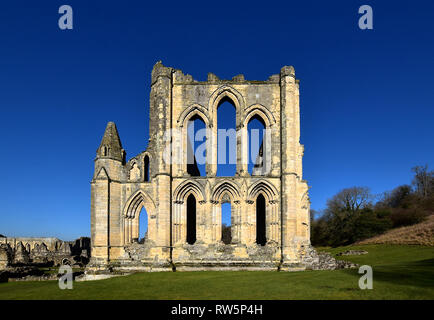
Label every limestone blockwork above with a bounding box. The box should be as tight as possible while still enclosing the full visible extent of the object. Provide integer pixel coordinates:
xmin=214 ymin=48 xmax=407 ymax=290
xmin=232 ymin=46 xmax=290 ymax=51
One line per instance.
xmin=89 ymin=62 xmax=312 ymax=271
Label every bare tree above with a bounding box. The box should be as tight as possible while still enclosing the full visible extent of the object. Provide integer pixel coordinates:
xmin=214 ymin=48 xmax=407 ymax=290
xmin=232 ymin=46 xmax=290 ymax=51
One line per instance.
xmin=378 ymin=185 xmax=412 ymax=208
xmin=412 ymin=165 xmax=433 ymax=198
xmin=326 ymin=186 xmax=373 ymax=217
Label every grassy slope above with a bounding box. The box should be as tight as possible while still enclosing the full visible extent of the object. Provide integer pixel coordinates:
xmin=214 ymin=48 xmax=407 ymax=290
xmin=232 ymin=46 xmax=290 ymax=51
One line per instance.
xmin=0 ymin=244 xmax=433 ymax=300
xmin=357 ymin=215 xmax=434 ymax=246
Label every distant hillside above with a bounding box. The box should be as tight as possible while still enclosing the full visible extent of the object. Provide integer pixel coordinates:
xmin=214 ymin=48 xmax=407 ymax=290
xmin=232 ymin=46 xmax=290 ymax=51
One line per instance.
xmin=357 ymin=215 xmax=434 ymax=246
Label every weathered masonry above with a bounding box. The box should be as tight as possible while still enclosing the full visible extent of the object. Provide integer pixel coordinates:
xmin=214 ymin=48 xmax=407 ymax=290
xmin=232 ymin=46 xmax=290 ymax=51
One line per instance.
xmin=89 ymin=62 xmax=315 ymax=271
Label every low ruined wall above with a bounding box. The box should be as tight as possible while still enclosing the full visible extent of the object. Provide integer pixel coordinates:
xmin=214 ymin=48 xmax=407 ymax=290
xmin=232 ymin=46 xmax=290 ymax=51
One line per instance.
xmin=0 ymin=236 xmax=90 ymax=268
xmin=0 ymin=237 xmax=61 ymax=252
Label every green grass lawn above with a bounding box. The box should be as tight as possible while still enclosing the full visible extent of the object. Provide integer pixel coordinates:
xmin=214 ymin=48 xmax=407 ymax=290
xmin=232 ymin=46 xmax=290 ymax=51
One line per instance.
xmin=0 ymin=244 xmax=433 ymax=300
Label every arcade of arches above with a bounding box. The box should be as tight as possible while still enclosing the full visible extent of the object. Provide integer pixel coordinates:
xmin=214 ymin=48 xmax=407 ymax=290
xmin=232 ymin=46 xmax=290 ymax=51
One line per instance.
xmin=89 ymin=62 xmax=312 ymax=271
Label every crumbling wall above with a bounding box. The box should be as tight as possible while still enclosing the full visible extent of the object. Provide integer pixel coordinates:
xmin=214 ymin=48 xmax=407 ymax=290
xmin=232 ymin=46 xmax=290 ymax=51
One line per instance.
xmin=0 ymin=237 xmax=90 ymax=267
xmin=0 ymin=244 xmax=12 ymax=269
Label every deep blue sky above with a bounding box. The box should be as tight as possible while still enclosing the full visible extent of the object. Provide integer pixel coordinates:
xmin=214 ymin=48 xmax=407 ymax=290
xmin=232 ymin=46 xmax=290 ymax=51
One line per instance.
xmin=0 ymin=1 xmax=433 ymax=240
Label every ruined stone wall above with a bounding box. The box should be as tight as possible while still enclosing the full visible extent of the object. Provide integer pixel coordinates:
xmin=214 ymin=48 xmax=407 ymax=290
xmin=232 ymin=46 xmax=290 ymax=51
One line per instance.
xmin=0 ymin=237 xmax=62 ymax=252
xmin=0 ymin=237 xmax=90 ymax=267
xmin=89 ymin=62 xmax=311 ymax=271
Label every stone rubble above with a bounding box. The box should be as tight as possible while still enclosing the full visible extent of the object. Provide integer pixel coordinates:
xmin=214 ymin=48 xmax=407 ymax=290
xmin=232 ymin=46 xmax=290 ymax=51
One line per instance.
xmin=336 ymin=250 xmax=368 ymax=256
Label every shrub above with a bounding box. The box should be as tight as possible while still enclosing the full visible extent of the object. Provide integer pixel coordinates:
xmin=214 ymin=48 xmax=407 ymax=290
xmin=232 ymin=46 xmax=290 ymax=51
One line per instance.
xmin=390 ymin=207 xmax=428 ymax=228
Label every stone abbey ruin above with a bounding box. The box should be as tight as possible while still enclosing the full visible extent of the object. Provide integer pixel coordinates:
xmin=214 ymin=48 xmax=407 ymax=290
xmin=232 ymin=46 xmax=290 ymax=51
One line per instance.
xmin=0 ymin=236 xmax=90 ymax=280
xmin=89 ymin=62 xmax=318 ymax=272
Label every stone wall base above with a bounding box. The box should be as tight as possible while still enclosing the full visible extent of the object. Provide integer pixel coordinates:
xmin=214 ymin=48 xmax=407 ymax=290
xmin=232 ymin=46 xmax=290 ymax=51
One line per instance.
xmin=86 ymin=244 xmax=357 ymax=273
xmin=174 ymin=261 xmax=280 ymax=271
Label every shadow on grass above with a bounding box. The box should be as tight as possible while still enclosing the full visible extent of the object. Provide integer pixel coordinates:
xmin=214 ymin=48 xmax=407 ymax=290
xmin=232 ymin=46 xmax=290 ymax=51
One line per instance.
xmin=405 ymin=258 xmax=434 ymax=267
xmin=340 ymin=258 xmax=434 ymax=288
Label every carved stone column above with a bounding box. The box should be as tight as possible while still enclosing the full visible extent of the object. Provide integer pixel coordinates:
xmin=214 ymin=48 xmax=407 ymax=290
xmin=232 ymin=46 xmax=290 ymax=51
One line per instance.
xmin=209 ymin=125 xmax=218 ymax=176
xmin=172 ymin=201 xmax=183 ymax=244
xmin=197 ymin=200 xmax=207 ymax=243
xmin=210 ymin=200 xmax=221 ymax=242
xmin=231 ymin=200 xmax=241 ymax=244
xmin=244 ymin=200 xmax=255 ymax=245
xmin=238 ymin=125 xmax=248 ymax=175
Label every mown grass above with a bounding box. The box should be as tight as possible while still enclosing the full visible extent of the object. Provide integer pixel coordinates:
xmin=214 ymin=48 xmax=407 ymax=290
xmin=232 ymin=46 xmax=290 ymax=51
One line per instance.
xmin=0 ymin=244 xmax=433 ymax=300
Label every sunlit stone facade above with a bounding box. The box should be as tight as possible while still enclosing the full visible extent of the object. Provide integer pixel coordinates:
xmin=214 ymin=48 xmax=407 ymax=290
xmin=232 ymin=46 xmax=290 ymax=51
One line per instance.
xmin=89 ymin=62 xmax=312 ymax=271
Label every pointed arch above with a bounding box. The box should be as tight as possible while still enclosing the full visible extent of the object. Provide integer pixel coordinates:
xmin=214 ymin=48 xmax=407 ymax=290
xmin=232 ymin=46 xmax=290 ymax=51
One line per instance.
xmin=206 ymin=86 xmax=245 ymax=177
xmin=173 ymin=179 xmax=206 ymax=202
xmin=256 ymin=193 xmax=267 ymax=246
xmin=123 ymin=189 xmax=156 ymax=219
xmin=177 ymin=105 xmax=210 ymax=177
xmin=243 ymin=104 xmax=275 ymax=176
xmin=177 ymin=104 xmax=210 ymax=128
xmin=244 ymin=104 xmax=276 ymax=128
xmin=186 ymin=114 xmax=207 ymax=177
xmin=186 ymin=194 xmax=197 ymax=244
xmin=172 ymin=181 xmax=203 ymax=245
xmin=209 ymin=180 xmax=242 ymax=245
xmin=211 ymin=180 xmax=241 ymax=202
xmin=123 ymin=189 xmax=156 ymax=245
xmin=144 ymin=154 xmax=150 ymax=182
xmin=247 ymin=180 xmax=280 ymax=245
xmin=138 ymin=206 xmax=149 ymax=242
xmin=248 ymin=179 xmax=278 ymax=202
xmin=209 ymin=85 xmax=245 ymax=113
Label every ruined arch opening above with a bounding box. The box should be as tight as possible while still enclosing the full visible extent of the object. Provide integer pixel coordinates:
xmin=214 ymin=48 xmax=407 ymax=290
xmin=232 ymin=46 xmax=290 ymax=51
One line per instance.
xmin=187 ymin=115 xmax=206 ymax=176
xmin=256 ymin=194 xmax=266 ymax=246
xmin=247 ymin=115 xmax=266 ymax=175
xmin=221 ymin=197 xmax=232 ymax=244
xmin=186 ymin=194 xmax=196 ymax=244
xmin=124 ymin=191 xmax=155 ymax=244
xmin=144 ymin=155 xmax=150 ymax=181
xmin=138 ymin=206 xmax=148 ymax=244
xmin=217 ymin=98 xmax=236 ymax=176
